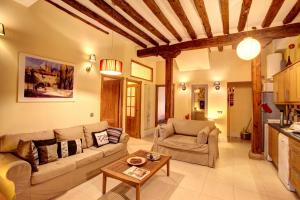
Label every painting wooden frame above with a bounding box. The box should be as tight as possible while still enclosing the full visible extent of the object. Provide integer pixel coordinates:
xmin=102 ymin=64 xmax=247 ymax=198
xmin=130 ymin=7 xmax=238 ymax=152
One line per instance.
xmin=18 ymin=53 xmax=76 ymax=102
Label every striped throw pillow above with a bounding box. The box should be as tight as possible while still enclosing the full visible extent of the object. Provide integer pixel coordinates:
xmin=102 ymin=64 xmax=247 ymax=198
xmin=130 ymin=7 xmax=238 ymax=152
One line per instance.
xmin=107 ymin=128 xmax=123 ymax=144
xmin=57 ymin=139 xmax=83 ymax=158
xmin=16 ymin=140 xmax=39 ymax=172
xmin=38 ymin=143 xmax=58 ymax=165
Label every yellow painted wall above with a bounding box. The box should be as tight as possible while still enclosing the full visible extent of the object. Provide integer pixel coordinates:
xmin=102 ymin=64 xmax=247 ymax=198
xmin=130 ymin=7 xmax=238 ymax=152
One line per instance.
xmin=156 ymin=50 xmax=251 ymax=140
xmin=284 ymin=35 xmax=300 ymax=64
xmin=228 ymin=82 xmax=253 ymax=138
xmin=0 ymin=0 xmax=157 ymax=136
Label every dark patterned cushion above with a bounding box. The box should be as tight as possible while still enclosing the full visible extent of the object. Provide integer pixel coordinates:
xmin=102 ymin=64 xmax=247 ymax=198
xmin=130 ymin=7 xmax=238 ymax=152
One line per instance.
xmin=16 ymin=140 xmax=39 ymax=172
xmin=57 ymin=139 xmax=83 ymax=158
xmin=107 ymin=128 xmax=122 ymax=144
xmin=92 ymin=131 xmax=109 ymax=147
xmin=33 ymin=138 xmax=57 ymax=147
xmin=38 ymin=144 xmax=58 ymax=165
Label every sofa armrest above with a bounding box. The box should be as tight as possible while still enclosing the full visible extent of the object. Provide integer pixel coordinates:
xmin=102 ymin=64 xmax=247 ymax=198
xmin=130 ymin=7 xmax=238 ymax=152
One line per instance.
xmin=208 ymin=128 xmax=220 ymax=168
xmin=119 ymin=132 xmax=129 ymax=144
xmin=0 ymin=153 xmax=31 ymax=200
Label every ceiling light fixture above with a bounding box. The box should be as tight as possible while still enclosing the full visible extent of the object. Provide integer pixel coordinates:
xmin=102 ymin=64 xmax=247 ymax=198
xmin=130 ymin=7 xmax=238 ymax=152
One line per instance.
xmin=99 ymin=2 xmax=122 ymax=76
xmin=236 ymin=37 xmax=261 ymax=61
xmin=99 ymin=59 xmax=122 ymax=75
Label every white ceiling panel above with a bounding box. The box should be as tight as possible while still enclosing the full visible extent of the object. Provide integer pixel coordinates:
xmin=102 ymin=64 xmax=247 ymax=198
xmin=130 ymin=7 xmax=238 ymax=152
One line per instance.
xmin=47 ymin=0 xmax=300 ymax=49
xmin=176 ymin=49 xmax=211 ymax=71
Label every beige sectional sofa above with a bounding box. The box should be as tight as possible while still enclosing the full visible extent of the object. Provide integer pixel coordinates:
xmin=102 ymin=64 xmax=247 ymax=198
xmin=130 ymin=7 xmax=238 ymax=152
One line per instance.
xmin=0 ymin=121 xmax=129 ymax=200
xmin=152 ymin=118 xmax=220 ymax=167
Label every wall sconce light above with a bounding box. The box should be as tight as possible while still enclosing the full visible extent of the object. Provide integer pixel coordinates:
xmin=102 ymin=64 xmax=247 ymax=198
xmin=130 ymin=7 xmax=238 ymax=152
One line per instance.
xmin=0 ymin=23 xmax=5 ymax=36
xmin=86 ymin=54 xmax=96 ymax=72
xmin=179 ymin=82 xmax=187 ymax=91
xmin=214 ymin=81 xmax=221 ymax=90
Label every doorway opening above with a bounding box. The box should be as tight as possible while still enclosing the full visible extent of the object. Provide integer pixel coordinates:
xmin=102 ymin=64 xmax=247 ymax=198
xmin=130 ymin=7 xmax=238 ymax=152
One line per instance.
xmin=126 ymin=79 xmax=142 ymax=138
xmin=227 ymin=82 xmax=253 ymax=141
xmin=100 ymin=75 xmax=123 ymax=128
xmin=155 ymin=85 xmax=175 ymax=125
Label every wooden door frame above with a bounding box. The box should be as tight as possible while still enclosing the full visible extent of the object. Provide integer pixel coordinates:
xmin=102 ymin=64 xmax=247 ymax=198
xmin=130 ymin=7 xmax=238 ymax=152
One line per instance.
xmin=126 ymin=78 xmax=142 ymax=138
xmin=155 ymin=84 xmax=174 ymax=126
xmin=100 ymin=74 xmax=124 ymax=128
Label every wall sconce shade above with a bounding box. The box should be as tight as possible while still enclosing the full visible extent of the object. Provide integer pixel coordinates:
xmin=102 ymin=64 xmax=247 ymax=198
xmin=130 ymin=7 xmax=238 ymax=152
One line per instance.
xmin=214 ymin=81 xmax=221 ymax=90
xmin=86 ymin=54 xmax=96 ymax=72
xmin=0 ymin=23 xmax=5 ymax=36
xmin=100 ymin=59 xmax=122 ymax=75
xmin=89 ymin=54 xmax=96 ymax=63
xmin=179 ymin=82 xmax=187 ymax=91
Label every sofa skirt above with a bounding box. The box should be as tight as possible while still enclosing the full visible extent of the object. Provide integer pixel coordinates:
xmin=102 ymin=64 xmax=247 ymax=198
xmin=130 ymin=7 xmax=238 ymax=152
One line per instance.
xmin=30 ymin=149 xmax=128 ymax=200
xmin=154 ymin=145 xmax=209 ymax=166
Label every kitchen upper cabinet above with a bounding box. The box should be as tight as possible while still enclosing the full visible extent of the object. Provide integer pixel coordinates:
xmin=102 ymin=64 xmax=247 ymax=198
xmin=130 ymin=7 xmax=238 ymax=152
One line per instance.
xmin=289 ymin=63 xmax=300 ymax=102
xmin=273 ymin=62 xmax=300 ymax=104
xmin=269 ymin=126 xmax=279 ymax=168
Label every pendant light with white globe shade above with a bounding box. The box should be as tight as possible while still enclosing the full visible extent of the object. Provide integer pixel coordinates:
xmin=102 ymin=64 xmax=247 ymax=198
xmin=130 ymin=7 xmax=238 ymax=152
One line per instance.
xmin=236 ymin=37 xmax=261 ymax=60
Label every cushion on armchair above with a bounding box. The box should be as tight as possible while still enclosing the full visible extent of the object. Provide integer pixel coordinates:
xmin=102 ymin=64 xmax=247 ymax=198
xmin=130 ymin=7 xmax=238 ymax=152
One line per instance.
xmin=196 ymin=126 xmax=211 ymax=144
xmin=159 ymin=123 xmax=174 ymax=139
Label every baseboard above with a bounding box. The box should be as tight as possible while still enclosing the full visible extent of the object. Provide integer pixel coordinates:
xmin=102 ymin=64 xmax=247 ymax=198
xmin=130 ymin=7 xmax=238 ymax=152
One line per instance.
xmin=142 ymin=127 xmax=155 ymax=138
xmin=248 ymin=150 xmax=264 ymax=160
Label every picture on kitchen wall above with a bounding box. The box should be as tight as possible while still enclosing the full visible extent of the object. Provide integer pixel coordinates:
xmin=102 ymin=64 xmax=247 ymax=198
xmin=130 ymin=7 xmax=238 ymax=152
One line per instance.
xmin=18 ymin=53 xmax=75 ymax=102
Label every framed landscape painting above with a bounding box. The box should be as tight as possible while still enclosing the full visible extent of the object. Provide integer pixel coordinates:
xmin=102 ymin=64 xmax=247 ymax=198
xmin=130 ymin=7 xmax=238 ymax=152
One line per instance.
xmin=18 ymin=53 xmax=76 ymax=102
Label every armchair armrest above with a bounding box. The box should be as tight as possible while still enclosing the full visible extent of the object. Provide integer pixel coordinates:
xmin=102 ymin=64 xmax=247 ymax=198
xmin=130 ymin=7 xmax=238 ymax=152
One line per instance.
xmin=119 ymin=132 xmax=129 ymax=144
xmin=0 ymin=153 xmax=31 ymax=200
xmin=208 ymin=128 xmax=220 ymax=168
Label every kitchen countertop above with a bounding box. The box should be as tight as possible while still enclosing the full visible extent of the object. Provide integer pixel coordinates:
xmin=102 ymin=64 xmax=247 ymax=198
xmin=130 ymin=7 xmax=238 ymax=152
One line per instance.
xmin=268 ymin=123 xmax=300 ymax=142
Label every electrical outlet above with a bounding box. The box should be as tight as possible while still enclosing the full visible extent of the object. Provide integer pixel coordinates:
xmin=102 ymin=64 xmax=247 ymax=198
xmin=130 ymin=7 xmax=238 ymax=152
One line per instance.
xmin=90 ymin=113 xmax=94 ymax=117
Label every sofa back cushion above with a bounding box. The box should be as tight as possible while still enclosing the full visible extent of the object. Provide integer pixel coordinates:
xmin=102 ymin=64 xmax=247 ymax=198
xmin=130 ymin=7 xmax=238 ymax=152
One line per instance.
xmin=168 ymin=118 xmax=215 ymax=136
xmin=0 ymin=130 xmax=54 ymax=153
xmin=54 ymin=126 xmax=87 ymax=149
xmin=83 ymin=121 xmax=108 ymax=147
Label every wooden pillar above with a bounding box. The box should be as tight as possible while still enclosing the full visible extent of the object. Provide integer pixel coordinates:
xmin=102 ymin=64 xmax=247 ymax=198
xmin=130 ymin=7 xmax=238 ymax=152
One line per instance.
xmin=249 ymin=54 xmax=264 ymax=159
xmin=161 ymin=50 xmax=181 ymax=121
xmin=165 ymin=57 xmax=174 ymax=120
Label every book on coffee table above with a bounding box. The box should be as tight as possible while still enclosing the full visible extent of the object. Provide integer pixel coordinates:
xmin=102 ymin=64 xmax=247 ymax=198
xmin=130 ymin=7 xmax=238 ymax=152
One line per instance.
xmin=123 ymin=166 xmax=150 ymax=180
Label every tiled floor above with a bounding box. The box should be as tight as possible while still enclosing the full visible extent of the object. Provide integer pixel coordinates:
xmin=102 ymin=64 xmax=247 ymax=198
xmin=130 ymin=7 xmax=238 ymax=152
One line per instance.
xmin=55 ymin=136 xmax=299 ymax=200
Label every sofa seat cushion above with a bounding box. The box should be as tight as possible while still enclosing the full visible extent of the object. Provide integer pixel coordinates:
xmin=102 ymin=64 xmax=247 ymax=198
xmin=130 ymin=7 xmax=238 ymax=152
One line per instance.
xmin=89 ymin=143 xmax=124 ymax=157
xmin=63 ymin=148 xmax=103 ymax=168
xmin=158 ymin=135 xmax=208 ymax=153
xmin=31 ymin=159 xmax=76 ymax=185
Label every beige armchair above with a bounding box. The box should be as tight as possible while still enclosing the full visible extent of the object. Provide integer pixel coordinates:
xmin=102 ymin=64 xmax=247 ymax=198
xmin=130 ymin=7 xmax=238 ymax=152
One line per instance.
xmin=152 ymin=118 xmax=220 ymax=168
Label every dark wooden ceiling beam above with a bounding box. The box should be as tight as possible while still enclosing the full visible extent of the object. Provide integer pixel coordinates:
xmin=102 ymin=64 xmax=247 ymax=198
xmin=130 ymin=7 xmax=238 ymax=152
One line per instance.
xmin=219 ymin=0 xmax=229 ymax=34
xmin=193 ymin=0 xmax=213 ymax=38
xmin=90 ymin=0 xmax=158 ymax=46
xmin=168 ymin=0 xmax=197 ymax=39
xmin=59 ymin=0 xmax=146 ymax=48
xmin=46 ymin=0 xmax=108 ymax=35
xmin=262 ymin=0 xmax=285 ymax=28
xmin=111 ymin=0 xmax=169 ymax=44
xmin=137 ymin=23 xmax=300 ymax=57
xmin=283 ymin=0 xmax=300 ymax=24
xmin=237 ymin=0 xmax=252 ymax=32
xmin=143 ymin=0 xmax=182 ymax=42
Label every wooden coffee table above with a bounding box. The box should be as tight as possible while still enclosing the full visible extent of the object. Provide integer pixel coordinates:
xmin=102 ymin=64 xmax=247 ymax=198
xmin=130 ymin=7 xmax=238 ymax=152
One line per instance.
xmin=101 ymin=150 xmax=171 ymax=200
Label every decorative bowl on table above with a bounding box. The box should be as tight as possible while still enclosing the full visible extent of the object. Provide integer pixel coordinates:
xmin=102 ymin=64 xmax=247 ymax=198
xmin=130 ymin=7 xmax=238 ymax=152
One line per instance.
xmin=146 ymin=152 xmax=161 ymax=161
xmin=126 ymin=156 xmax=146 ymax=166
